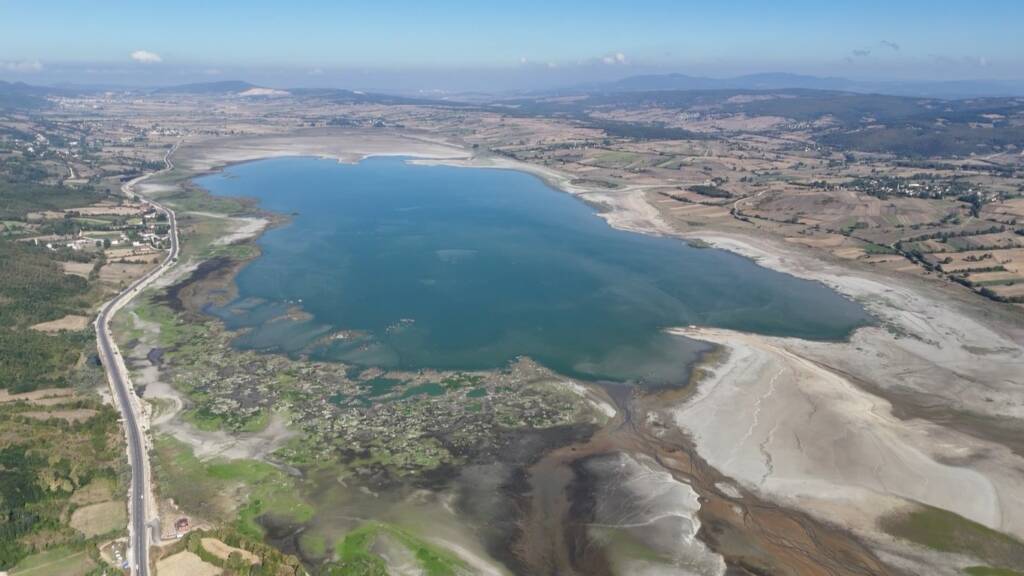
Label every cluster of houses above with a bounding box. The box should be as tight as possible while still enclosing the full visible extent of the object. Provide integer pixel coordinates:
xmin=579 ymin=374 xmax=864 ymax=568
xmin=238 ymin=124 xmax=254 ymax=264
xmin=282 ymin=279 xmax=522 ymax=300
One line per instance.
xmin=32 ymin=201 xmax=169 ymax=253
xmin=849 ymin=176 xmax=981 ymax=200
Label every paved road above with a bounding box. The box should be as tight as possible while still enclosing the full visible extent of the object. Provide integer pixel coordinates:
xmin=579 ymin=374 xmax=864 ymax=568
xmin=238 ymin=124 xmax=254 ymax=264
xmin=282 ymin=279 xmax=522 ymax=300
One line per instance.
xmin=95 ymin=143 xmax=180 ymax=576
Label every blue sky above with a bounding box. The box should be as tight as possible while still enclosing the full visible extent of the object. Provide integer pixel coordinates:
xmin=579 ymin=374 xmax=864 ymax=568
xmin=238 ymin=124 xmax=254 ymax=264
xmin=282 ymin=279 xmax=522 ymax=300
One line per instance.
xmin=1 ymin=1 xmax=1021 ymax=90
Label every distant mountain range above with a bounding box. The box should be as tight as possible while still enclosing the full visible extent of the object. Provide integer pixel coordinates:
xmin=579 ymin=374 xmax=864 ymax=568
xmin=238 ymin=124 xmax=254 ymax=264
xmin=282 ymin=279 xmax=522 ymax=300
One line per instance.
xmin=4 ymin=74 xmax=1024 ymax=115
xmin=0 ymin=79 xmax=428 ymax=105
xmin=133 ymin=81 xmax=452 ymax=105
xmin=578 ymin=72 xmax=1024 ymax=99
xmin=151 ymin=80 xmax=294 ymax=97
xmin=0 ymin=80 xmax=63 ymax=110
xmin=152 ymin=80 xmax=262 ymax=94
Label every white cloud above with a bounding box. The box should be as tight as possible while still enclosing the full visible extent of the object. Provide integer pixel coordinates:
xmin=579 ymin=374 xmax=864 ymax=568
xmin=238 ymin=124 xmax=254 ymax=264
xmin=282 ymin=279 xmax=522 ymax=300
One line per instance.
xmin=130 ymin=50 xmax=162 ymax=64
xmin=2 ymin=60 xmax=43 ymax=72
xmin=602 ymin=52 xmax=627 ymax=65
xmin=519 ymin=56 xmax=528 ymax=65
xmin=308 ymin=67 xmax=324 ymax=76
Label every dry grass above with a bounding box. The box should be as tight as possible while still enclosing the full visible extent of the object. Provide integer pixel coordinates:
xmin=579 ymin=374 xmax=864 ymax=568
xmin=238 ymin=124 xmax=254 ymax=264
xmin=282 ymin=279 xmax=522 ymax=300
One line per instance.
xmin=10 ymin=548 xmax=95 ymax=576
xmin=990 ymin=283 xmax=1024 ymax=298
xmin=25 ymin=210 xmax=65 ymax=221
xmin=984 ymin=198 xmax=1024 ymax=220
xmin=21 ymin=409 xmax=98 ymax=423
xmin=0 ymin=387 xmax=76 ymax=405
xmin=72 ymin=205 xmax=145 ymax=216
xmin=933 ymin=248 xmax=1024 ymax=273
xmin=99 ymin=261 xmax=152 ymax=284
xmin=201 ymin=538 xmax=260 ymax=565
xmin=951 ymin=231 xmax=1024 ymax=251
xmin=70 ymin=477 xmax=117 ymax=506
xmin=69 ymin=501 xmax=126 ymax=537
xmin=30 ymin=314 xmax=91 ymax=333
xmin=105 ymin=247 xmax=140 ymax=259
xmin=61 ymin=261 xmax=94 ymax=278
xmin=967 ymin=270 xmax=1024 ymax=283
xmin=155 ymin=551 xmax=222 ymax=576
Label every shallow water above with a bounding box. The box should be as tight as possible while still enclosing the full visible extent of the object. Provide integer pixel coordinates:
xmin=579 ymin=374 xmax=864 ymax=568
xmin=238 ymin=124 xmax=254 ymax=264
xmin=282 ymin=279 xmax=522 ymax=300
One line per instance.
xmin=199 ymin=156 xmax=869 ymax=385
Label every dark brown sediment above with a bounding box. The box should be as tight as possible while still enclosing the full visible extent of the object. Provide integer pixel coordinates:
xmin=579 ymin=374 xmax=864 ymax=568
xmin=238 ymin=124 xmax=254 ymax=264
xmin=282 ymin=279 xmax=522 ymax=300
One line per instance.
xmin=504 ymin=382 xmax=902 ymax=576
xmin=156 ymin=255 xmax=239 ymax=313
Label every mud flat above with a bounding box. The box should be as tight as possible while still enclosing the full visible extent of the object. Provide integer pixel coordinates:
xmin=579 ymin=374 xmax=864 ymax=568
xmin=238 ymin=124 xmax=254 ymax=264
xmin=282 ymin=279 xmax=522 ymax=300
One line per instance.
xmin=687 ymin=231 xmax=1024 ymax=423
xmin=173 ymin=129 xmax=470 ymax=175
xmin=663 ymin=231 xmax=1024 ymax=572
xmin=573 ymin=452 xmax=726 ymax=576
xmin=186 ymin=211 xmax=269 ymax=246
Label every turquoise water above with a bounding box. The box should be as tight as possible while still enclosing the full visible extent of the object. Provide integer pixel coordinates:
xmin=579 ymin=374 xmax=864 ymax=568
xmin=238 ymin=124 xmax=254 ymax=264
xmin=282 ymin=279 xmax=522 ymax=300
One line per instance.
xmin=199 ymin=157 xmax=869 ymax=385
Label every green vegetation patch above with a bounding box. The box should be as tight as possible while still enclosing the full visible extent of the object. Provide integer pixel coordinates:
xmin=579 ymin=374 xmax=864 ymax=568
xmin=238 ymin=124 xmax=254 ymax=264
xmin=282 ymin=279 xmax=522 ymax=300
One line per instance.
xmin=163 ymin=183 xmax=252 ymax=216
xmin=0 ymin=399 xmax=123 ymax=570
xmin=181 ymin=405 xmax=229 ymax=432
xmin=159 ymin=528 xmax=304 ymax=576
xmin=9 ymin=546 xmax=95 ymax=576
xmin=175 ymin=385 xmax=269 ymax=433
xmin=0 ymin=181 xmax=104 ymax=220
xmin=327 ymin=522 xmax=468 ymax=576
xmin=965 ymin=567 xmax=1024 ymax=576
xmin=398 ymin=382 xmax=445 ymax=400
xmin=0 ymin=330 xmax=88 ymax=393
xmin=881 ymin=505 xmax=1024 ymax=568
xmin=0 ymin=237 xmax=98 ymax=392
xmin=687 ymin=184 xmax=732 ymax=199
xmin=863 ymin=242 xmax=897 ymax=255
xmin=131 ymin=296 xmax=201 ymax=351
xmin=298 ymin=532 xmax=328 ymax=559
xmin=151 ymin=437 xmax=312 ymax=541
xmin=331 ymin=523 xmax=388 ymax=575
xmin=439 ymin=372 xmax=484 ymax=391
xmin=0 ymin=240 xmax=91 ymax=327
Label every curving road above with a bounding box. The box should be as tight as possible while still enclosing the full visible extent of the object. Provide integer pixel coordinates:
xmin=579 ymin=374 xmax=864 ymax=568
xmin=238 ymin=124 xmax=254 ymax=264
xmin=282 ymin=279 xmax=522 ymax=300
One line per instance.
xmin=95 ymin=142 xmax=180 ymax=576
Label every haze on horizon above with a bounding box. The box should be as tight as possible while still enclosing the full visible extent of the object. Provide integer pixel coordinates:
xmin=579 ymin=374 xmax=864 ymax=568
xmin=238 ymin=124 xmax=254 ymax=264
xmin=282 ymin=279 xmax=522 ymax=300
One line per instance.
xmin=2 ymin=0 xmax=1023 ymax=93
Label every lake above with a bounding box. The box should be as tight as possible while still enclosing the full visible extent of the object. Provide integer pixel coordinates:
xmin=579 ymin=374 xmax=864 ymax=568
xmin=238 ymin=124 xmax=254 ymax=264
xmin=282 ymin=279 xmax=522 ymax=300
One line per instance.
xmin=198 ymin=156 xmax=869 ymax=385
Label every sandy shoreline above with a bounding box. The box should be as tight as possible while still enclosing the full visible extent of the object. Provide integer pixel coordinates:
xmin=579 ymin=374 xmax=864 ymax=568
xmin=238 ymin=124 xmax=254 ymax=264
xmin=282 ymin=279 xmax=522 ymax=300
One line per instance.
xmin=169 ymin=129 xmax=472 ymax=179
xmin=148 ymin=129 xmax=1024 ymax=571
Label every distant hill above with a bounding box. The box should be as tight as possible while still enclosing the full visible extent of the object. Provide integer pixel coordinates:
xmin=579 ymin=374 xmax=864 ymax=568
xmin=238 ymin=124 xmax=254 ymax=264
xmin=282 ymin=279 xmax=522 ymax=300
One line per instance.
xmin=289 ymin=87 xmax=472 ymax=107
xmin=152 ymin=80 xmax=289 ymax=96
xmin=0 ymin=80 xmax=58 ymax=110
xmin=596 ymin=72 xmax=849 ymax=93
xmin=153 ymin=80 xmax=256 ymax=93
xmin=153 ymin=82 xmax=467 ymax=105
xmin=498 ymin=86 xmax=1024 ymax=157
xmin=583 ymin=73 xmax=1024 ymax=99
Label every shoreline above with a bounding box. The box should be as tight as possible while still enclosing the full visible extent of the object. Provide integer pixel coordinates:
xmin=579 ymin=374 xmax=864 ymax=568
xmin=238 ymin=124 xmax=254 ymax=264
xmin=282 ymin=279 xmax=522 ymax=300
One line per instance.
xmin=146 ymin=129 xmax=1024 ymax=572
xmin=172 ymin=144 xmax=868 ymax=387
xmin=165 ymin=126 xmax=1024 ymax=442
